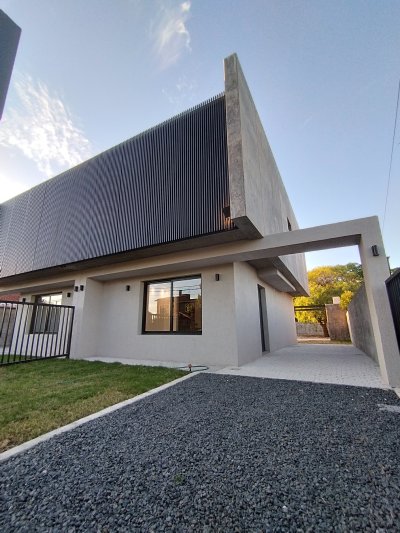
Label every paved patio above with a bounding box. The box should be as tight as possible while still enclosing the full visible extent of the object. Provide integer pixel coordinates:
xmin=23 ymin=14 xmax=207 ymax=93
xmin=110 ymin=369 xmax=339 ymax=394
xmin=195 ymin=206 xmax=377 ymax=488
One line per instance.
xmin=217 ymin=344 xmax=386 ymax=388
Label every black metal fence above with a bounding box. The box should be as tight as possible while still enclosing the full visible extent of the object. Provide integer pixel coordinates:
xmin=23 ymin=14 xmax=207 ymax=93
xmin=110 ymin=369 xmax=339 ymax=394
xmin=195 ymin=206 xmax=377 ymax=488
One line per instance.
xmin=0 ymin=300 xmax=74 ymax=365
xmin=386 ymin=269 xmax=400 ymax=351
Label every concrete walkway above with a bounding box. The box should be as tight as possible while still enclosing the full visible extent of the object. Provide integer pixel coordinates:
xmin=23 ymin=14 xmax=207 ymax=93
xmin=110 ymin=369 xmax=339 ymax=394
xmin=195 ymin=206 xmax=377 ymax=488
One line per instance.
xmin=217 ymin=343 xmax=386 ymax=388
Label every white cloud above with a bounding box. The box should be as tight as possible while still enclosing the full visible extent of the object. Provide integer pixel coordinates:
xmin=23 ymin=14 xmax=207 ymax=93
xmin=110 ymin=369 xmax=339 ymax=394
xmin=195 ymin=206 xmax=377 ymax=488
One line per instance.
xmin=0 ymin=73 xmax=92 ymax=178
xmin=152 ymin=1 xmax=192 ymax=70
xmin=162 ymin=74 xmax=198 ymax=110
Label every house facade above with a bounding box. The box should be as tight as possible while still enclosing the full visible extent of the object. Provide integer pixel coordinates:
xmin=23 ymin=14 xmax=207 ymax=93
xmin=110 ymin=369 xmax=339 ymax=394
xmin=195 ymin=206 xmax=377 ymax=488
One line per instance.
xmin=0 ymin=54 xmax=309 ymax=367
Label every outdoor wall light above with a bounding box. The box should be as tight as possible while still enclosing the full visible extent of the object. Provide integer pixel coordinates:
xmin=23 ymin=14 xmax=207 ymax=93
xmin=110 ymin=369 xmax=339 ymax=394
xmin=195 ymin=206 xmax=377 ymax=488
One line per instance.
xmin=80 ymin=285 xmax=84 ymax=291
xmin=126 ymin=285 xmax=131 ymax=291
xmin=215 ymin=273 xmax=220 ymax=281
xmin=67 ymin=292 xmax=71 ymax=298
xmin=74 ymin=286 xmax=79 ymax=292
xmin=22 ymin=297 xmax=26 ymax=302
xmin=371 ymin=245 xmax=379 ymax=257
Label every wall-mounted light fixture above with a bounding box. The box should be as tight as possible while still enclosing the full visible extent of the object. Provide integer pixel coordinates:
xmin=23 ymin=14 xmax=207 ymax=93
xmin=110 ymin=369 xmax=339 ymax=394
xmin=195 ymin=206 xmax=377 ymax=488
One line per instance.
xmin=371 ymin=245 xmax=379 ymax=257
xmin=126 ymin=285 xmax=131 ymax=291
xmin=215 ymin=274 xmax=220 ymax=281
xmin=67 ymin=292 xmax=71 ymax=298
xmin=80 ymin=285 xmax=84 ymax=291
xmin=22 ymin=297 xmax=26 ymax=302
xmin=74 ymin=286 xmax=79 ymax=292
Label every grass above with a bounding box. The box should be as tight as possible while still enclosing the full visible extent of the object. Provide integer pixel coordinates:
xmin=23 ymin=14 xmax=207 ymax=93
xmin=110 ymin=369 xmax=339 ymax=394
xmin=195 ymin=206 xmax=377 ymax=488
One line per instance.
xmin=0 ymin=358 xmax=186 ymax=453
xmin=297 ymin=337 xmax=352 ymax=345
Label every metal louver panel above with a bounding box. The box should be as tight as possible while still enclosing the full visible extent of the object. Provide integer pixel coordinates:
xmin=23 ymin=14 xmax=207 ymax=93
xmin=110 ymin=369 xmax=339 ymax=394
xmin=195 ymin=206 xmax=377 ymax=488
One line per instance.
xmin=0 ymin=94 xmax=232 ymax=278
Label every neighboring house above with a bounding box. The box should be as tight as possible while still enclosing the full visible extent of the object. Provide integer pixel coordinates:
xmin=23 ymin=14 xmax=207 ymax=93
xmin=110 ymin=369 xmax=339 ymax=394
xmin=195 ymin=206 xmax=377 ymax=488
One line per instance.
xmin=0 ymin=54 xmax=399 ymax=386
xmin=0 ymin=9 xmax=21 ymax=120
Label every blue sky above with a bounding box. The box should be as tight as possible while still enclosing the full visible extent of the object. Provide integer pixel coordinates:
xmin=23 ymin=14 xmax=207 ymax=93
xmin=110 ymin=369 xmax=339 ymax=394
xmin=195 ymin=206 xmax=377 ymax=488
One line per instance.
xmin=0 ymin=0 xmax=399 ymax=270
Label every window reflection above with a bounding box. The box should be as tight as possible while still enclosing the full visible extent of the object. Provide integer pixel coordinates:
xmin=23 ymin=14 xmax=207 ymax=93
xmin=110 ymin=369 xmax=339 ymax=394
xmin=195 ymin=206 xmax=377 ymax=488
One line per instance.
xmin=144 ymin=277 xmax=202 ymax=334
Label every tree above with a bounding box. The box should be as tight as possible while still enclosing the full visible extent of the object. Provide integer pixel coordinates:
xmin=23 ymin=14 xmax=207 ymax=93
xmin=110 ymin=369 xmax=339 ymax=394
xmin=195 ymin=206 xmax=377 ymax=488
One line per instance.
xmin=294 ymin=263 xmax=363 ymax=334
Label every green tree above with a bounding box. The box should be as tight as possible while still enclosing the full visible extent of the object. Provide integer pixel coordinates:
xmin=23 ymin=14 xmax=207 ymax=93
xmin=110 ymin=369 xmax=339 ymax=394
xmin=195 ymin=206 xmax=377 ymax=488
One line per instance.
xmin=294 ymin=263 xmax=363 ymax=334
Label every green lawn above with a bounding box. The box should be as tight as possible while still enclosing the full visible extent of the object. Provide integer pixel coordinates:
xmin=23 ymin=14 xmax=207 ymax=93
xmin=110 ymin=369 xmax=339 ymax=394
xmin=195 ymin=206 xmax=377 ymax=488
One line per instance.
xmin=0 ymin=359 xmax=186 ymax=452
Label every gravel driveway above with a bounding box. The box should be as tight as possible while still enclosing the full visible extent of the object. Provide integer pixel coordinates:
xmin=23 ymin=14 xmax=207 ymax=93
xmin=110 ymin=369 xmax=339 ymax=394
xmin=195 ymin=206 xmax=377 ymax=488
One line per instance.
xmin=1 ymin=373 xmax=400 ymax=532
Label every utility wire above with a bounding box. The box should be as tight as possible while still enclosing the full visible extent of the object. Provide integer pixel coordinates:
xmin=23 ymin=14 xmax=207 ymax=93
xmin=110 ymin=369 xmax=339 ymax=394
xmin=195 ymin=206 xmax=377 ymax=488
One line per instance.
xmin=383 ymin=78 xmax=400 ymax=232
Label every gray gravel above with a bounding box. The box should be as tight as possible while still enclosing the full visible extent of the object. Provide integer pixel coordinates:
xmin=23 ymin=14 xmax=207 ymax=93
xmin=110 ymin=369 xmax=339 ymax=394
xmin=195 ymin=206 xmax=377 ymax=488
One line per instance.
xmin=1 ymin=373 xmax=400 ymax=532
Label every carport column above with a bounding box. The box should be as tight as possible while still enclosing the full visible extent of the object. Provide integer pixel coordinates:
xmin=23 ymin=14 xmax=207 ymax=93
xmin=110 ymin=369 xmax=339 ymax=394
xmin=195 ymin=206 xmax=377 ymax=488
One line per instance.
xmin=69 ymin=277 xmax=104 ymax=359
xmin=358 ymin=217 xmax=400 ymax=387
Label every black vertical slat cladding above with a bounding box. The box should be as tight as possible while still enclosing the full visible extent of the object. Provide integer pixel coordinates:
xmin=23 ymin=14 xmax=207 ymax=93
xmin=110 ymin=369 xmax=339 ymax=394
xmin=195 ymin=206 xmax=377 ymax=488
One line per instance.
xmin=0 ymin=94 xmax=232 ymax=279
xmin=386 ymin=270 xmax=400 ymax=351
xmin=1 ymin=194 xmax=28 ymax=276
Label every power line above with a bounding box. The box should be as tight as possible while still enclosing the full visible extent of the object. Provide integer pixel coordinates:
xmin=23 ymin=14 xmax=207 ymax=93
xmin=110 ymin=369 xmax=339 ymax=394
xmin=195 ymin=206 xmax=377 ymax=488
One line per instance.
xmin=383 ymin=78 xmax=400 ymax=232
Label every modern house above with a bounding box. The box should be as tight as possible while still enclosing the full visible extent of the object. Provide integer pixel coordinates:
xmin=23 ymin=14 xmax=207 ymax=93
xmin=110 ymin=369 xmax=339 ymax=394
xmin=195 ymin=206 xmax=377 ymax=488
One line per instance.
xmin=0 ymin=9 xmax=21 ymax=120
xmin=1 ymin=54 xmax=399 ymax=386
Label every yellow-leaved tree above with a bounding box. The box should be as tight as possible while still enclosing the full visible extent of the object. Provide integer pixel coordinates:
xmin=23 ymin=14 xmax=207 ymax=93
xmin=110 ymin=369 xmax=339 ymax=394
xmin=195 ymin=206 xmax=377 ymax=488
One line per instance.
xmin=294 ymin=263 xmax=363 ymax=335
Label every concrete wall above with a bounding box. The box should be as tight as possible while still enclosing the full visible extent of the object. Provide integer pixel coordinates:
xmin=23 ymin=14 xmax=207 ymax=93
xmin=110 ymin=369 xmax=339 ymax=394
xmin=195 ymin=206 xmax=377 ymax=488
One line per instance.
xmin=75 ymin=264 xmax=239 ymax=367
xmin=263 ymin=275 xmax=297 ymax=352
xmin=347 ymin=285 xmax=378 ymax=362
xmin=12 ymin=258 xmax=298 ymax=368
xmin=296 ymin=323 xmax=325 ymax=337
xmin=224 ymin=53 xmax=308 ymax=293
xmin=233 ymin=262 xmax=296 ymax=365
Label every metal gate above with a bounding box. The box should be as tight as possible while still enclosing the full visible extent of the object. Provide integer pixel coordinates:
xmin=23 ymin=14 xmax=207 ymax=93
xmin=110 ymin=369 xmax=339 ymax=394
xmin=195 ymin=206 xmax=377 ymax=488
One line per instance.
xmin=386 ymin=269 xmax=400 ymax=351
xmin=0 ymin=300 xmax=75 ymax=365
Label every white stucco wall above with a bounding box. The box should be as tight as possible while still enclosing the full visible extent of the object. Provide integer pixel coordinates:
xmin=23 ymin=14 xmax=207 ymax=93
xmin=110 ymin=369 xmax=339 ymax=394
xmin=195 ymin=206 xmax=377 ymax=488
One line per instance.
xmin=233 ymin=262 xmax=264 ymax=365
xmin=263 ymin=278 xmax=297 ymax=352
xmin=72 ymin=265 xmax=239 ymax=367
xmin=11 ymin=260 xmax=298 ymax=367
xmin=233 ymin=262 xmax=296 ymax=366
xmin=71 ymin=278 xmax=104 ymax=358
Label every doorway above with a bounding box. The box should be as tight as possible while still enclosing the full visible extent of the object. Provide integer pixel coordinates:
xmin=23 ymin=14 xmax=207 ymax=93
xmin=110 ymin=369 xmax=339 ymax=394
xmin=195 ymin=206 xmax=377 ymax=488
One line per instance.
xmin=258 ymin=285 xmax=269 ymax=353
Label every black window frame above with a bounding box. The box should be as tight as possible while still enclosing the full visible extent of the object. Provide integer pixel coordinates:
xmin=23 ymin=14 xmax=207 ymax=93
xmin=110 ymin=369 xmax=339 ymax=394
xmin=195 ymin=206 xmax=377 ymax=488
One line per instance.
xmin=142 ymin=275 xmax=202 ymax=335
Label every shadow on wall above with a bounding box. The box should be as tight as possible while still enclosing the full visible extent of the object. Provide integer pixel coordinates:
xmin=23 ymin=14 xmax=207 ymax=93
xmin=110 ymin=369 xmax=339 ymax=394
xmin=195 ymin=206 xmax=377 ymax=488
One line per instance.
xmin=347 ymin=285 xmax=378 ymax=362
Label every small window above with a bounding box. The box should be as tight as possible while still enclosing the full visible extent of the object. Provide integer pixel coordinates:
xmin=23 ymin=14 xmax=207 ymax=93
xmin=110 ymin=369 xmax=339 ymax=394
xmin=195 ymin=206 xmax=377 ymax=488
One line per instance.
xmin=143 ymin=276 xmax=202 ymax=334
xmin=30 ymin=293 xmax=62 ymax=334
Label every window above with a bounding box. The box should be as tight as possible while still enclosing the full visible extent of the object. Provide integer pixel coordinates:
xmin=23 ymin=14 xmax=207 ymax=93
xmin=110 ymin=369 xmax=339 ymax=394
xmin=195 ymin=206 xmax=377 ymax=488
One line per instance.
xmin=143 ymin=276 xmax=202 ymax=334
xmin=30 ymin=293 xmax=62 ymax=334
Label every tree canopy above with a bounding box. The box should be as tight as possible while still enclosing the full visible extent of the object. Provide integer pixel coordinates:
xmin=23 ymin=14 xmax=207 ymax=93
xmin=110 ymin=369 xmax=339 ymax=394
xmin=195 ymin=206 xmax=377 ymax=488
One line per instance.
xmin=294 ymin=263 xmax=363 ymax=328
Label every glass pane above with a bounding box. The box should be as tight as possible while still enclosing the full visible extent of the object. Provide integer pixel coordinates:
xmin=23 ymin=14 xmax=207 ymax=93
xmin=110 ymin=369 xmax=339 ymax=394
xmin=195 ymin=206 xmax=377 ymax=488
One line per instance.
xmin=37 ymin=293 xmax=62 ymax=305
xmin=32 ymin=294 xmax=62 ymax=333
xmin=172 ymin=278 xmax=202 ymax=332
xmin=145 ymin=282 xmax=171 ymax=332
xmin=49 ymin=294 xmax=62 ymax=305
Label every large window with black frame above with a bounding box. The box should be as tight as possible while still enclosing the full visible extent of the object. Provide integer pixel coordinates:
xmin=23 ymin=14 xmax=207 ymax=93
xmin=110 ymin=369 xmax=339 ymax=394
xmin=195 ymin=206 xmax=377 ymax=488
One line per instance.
xmin=30 ymin=293 xmax=62 ymax=334
xmin=143 ymin=276 xmax=202 ymax=334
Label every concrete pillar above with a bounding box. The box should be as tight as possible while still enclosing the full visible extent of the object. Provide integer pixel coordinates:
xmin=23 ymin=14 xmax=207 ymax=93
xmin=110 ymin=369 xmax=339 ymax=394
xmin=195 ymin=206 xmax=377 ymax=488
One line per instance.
xmin=358 ymin=217 xmax=400 ymax=387
xmin=70 ymin=277 xmax=104 ymax=359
